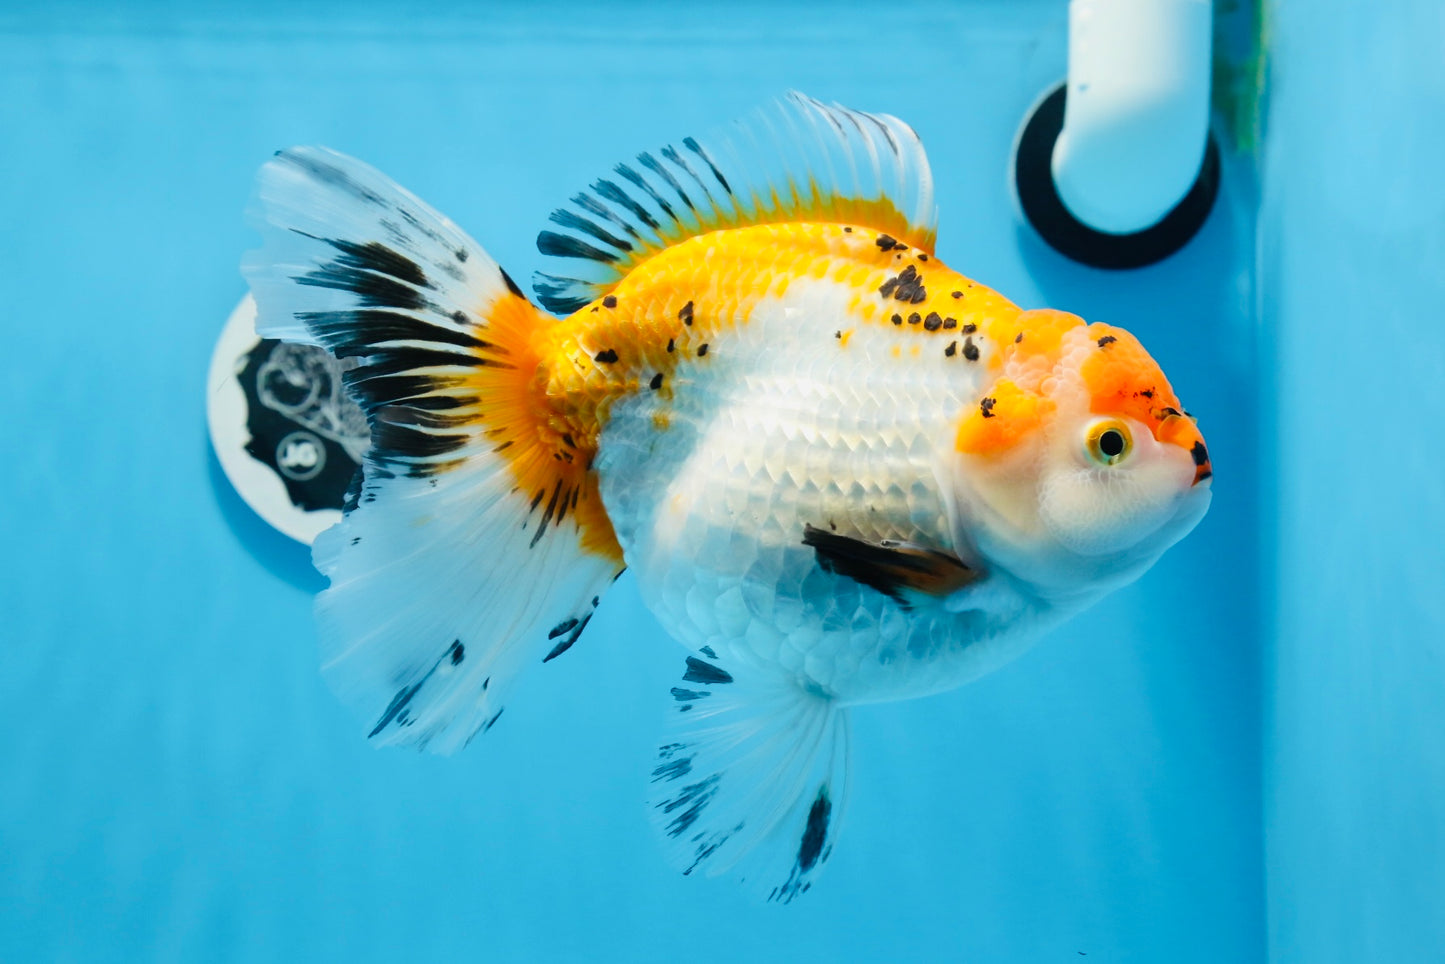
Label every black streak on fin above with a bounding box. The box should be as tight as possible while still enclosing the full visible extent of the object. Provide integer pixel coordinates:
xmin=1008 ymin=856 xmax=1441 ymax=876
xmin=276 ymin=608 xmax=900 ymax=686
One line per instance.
xmin=797 ymin=787 xmax=831 ymax=873
xmin=682 ymin=656 xmax=733 ymax=685
xmin=802 ymin=524 xmax=978 ymax=608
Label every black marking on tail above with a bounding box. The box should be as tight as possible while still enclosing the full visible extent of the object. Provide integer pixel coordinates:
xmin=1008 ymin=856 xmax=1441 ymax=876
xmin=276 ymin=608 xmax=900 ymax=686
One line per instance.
xmin=797 ymin=788 xmax=831 ymax=872
xmin=542 ymin=612 xmax=592 ymax=662
xmin=657 ymin=774 xmax=720 ymax=839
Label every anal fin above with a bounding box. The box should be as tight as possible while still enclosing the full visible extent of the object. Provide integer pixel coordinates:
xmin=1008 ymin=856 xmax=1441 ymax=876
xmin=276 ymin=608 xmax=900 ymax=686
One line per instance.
xmin=649 ymin=655 xmax=850 ymax=903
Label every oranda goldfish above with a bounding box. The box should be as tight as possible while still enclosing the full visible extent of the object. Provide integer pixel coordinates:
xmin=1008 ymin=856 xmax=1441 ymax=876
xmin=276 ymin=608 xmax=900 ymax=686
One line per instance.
xmin=244 ymin=93 xmax=1212 ymax=902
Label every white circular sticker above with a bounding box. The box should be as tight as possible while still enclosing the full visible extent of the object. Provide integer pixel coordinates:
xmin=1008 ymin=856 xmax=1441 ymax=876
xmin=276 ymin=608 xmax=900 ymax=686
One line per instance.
xmin=206 ymin=295 xmax=368 ymax=544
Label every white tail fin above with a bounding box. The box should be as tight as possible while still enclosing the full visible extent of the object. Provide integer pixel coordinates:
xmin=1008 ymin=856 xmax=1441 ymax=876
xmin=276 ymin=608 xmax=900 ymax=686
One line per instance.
xmin=244 ymin=147 xmax=624 ymax=754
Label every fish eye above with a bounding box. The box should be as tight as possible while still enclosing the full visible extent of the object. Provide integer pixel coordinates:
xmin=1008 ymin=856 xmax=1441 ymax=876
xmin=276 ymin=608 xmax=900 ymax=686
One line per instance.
xmin=1085 ymin=419 xmax=1132 ymax=466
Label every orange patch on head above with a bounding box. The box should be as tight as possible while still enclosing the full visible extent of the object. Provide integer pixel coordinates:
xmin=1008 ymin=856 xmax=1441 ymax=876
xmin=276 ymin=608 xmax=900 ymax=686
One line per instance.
xmin=1079 ymin=323 xmax=1211 ymax=482
xmin=955 ymin=379 xmax=1056 ymax=456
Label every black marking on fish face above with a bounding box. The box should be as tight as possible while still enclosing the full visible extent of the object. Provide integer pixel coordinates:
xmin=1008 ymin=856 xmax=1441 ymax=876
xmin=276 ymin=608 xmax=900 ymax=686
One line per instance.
xmin=1138 ymin=388 xmax=1155 ymax=398
xmin=594 ymin=348 xmax=619 ymax=364
xmin=699 ymin=645 xmax=717 ymax=658
xmin=918 ymin=253 xmax=929 ymax=261
xmin=963 ymin=337 xmax=980 ymax=361
xmin=797 ymin=787 xmax=831 ymax=873
xmin=650 ymin=372 xmax=664 ymax=389
xmin=1191 ymin=441 xmax=1210 ymax=466
xmin=980 ymin=396 xmax=997 ymax=418
xmin=1097 ymin=335 xmax=1118 ymax=347
xmin=603 ymin=294 xmax=618 ymax=308
xmin=671 ymin=687 xmax=710 ymax=702
xmin=682 ymin=656 xmax=733 ymax=685
xmin=448 ymin=639 xmax=465 ymax=665
xmin=697 ymin=343 xmax=709 ymax=357
xmin=923 ymin=312 xmax=942 ymax=331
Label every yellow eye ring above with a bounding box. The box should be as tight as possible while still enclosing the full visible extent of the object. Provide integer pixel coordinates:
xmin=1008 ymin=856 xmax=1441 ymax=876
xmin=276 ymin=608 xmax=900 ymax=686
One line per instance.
xmin=1085 ymin=419 xmax=1133 ymax=466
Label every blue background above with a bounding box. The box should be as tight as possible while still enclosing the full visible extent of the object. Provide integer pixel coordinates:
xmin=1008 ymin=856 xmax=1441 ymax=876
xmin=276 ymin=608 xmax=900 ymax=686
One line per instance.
xmin=0 ymin=2 xmax=1437 ymax=961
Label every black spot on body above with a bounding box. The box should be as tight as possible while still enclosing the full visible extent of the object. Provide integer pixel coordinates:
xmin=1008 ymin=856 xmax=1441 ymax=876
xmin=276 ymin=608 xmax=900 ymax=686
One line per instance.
xmin=943 ymin=317 xmax=957 ymax=329
xmin=875 ymin=233 xmax=902 ymax=251
xmin=678 ymin=300 xmax=694 ymax=323
xmin=980 ymin=396 xmax=996 ymax=418
xmin=1191 ymin=441 xmax=1210 ymax=466
xmin=1015 ymin=332 xmax=1024 ymax=343
xmin=666 ymin=338 xmax=675 ymax=352
xmin=908 ymin=312 xmax=921 ymax=325
xmin=923 ymin=312 xmax=942 ymax=331
xmin=891 ymin=314 xmax=903 ymax=325
xmin=1097 ymin=335 xmax=1118 ymax=347
xmin=650 ymin=372 xmax=664 ymax=390
xmin=594 ymin=348 xmax=619 ymax=363
xmin=945 ymin=341 xmax=957 ymax=357
xmin=963 ymin=322 xmax=977 ymax=334
xmin=602 ymin=294 xmax=617 ymax=308
xmin=963 ymin=337 xmax=980 ymax=361
xmin=697 ymin=343 xmax=709 ymax=357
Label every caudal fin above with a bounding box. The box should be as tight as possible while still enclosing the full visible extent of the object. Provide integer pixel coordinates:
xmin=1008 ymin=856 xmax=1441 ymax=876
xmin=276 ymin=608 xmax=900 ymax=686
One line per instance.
xmin=244 ymin=147 xmax=623 ymax=754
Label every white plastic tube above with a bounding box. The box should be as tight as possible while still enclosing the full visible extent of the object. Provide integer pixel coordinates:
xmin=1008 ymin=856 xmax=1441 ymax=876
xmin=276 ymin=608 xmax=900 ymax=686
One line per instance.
xmin=1052 ymin=0 xmax=1214 ymax=235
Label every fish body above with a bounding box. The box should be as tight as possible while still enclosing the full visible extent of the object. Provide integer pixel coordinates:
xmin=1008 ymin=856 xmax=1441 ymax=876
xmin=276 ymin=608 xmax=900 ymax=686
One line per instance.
xmin=244 ymin=93 xmax=1212 ymax=901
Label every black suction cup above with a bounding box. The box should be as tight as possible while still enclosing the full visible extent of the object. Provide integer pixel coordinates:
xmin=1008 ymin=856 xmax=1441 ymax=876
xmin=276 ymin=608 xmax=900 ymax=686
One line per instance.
xmin=1014 ymin=84 xmax=1220 ymax=269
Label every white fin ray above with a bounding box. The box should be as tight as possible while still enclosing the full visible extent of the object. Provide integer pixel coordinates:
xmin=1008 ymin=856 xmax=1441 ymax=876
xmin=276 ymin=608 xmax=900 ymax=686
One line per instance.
xmin=534 ymin=91 xmax=938 ymax=314
xmin=244 ymin=147 xmax=620 ymax=755
xmin=649 ymin=655 xmax=851 ymax=903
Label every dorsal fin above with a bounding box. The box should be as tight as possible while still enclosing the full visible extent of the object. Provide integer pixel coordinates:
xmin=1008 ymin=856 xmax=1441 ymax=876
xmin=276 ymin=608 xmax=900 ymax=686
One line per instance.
xmin=533 ymin=91 xmax=938 ymax=314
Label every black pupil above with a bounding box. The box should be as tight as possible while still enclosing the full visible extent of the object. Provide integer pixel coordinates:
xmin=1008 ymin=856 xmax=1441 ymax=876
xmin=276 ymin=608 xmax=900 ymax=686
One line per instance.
xmin=1099 ymin=429 xmax=1126 ymax=458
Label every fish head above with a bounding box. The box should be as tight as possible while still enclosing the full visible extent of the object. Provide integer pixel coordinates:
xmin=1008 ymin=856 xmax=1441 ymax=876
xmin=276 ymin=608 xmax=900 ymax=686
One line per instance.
xmin=948 ymin=312 xmax=1212 ymax=596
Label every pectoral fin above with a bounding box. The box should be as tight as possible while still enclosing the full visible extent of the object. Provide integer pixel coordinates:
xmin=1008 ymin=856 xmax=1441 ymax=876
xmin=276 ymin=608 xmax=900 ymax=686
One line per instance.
xmin=801 ymin=524 xmax=981 ymax=608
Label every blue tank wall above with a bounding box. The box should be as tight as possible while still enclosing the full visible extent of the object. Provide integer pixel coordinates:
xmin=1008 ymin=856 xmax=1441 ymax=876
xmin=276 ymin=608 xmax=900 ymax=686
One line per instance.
xmin=1261 ymin=2 xmax=1445 ymax=960
xmin=0 ymin=3 xmax=1264 ymax=961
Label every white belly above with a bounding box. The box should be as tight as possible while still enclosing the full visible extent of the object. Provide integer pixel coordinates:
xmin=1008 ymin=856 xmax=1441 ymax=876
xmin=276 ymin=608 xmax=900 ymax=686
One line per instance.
xmin=595 ymin=279 xmax=1050 ymax=703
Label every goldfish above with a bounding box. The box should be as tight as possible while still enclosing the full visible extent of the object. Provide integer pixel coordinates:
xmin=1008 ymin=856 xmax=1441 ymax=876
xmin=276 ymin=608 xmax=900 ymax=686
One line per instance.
xmin=243 ymin=92 xmax=1212 ymax=902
